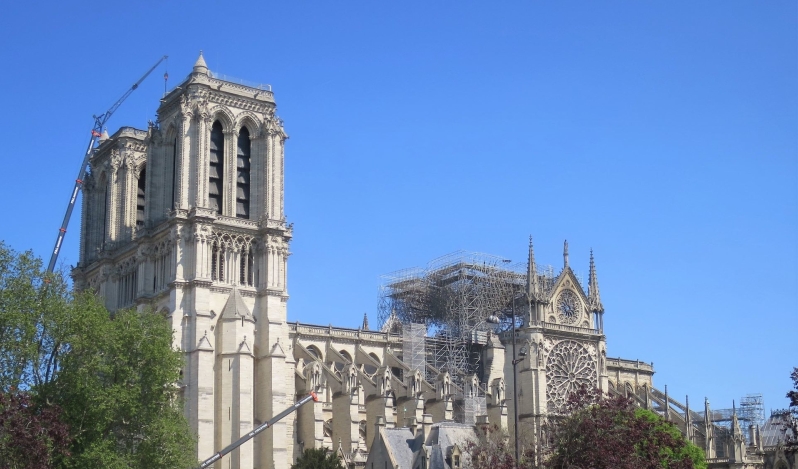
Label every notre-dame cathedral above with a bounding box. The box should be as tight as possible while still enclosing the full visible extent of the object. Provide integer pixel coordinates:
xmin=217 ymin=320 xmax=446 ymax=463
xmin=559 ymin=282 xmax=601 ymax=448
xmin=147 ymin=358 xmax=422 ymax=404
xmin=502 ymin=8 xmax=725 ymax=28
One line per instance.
xmin=73 ymin=54 xmax=787 ymax=469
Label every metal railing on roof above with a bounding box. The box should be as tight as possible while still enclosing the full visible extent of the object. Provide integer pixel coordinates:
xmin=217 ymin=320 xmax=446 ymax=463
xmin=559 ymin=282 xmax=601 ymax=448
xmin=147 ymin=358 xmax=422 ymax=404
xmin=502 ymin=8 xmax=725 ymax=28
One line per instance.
xmin=210 ymin=71 xmax=271 ymax=91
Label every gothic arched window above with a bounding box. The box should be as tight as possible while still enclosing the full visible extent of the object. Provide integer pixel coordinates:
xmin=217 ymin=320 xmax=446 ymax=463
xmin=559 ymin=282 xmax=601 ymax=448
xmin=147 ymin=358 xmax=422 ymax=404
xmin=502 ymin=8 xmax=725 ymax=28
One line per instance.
xmin=136 ymin=166 xmax=146 ymax=228
xmin=239 ymin=244 xmax=254 ymax=287
xmin=211 ymin=241 xmax=225 ymax=282
xmin=167 ymin=136 xmax=177 ymax=210
xmin=99 ymin=172 xmax=108 ymax=246
xmin=236 ymin=127 xmax=251 ymax=219
xmin=209 ymin=121 xmax=224 ymax=214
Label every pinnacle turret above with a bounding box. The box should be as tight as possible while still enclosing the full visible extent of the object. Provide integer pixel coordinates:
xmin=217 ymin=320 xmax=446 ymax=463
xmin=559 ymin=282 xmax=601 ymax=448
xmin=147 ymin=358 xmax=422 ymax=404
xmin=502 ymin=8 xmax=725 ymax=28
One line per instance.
xmin=704 ymin=397 xmax=716 ymax=458
xmin=362 ymin=313 xmax=370 ymax=331
xmin=526 ymin=236 xmax=538 ymax=298
xmin=730 ymin=400 xmax=746 ymax=461
xmin=563 ymin=240 xmax=569 ymax=269
xmin=193 ymin=50 xmax=208 ymax=74
xmin=588 ymin=249 xmax=604 ymax=312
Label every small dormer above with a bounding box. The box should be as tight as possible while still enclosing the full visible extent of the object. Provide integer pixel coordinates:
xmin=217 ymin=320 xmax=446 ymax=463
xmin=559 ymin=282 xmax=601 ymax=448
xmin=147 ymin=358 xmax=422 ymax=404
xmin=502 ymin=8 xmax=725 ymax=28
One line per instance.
xmin=450 ymin=444 xmax=462 ymax=469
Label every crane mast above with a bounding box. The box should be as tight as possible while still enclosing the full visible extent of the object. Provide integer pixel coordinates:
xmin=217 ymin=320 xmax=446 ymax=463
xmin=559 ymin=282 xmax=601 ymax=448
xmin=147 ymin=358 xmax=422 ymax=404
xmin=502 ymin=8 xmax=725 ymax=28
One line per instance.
xmin=46 ymin=55 xmax=168 ymax=273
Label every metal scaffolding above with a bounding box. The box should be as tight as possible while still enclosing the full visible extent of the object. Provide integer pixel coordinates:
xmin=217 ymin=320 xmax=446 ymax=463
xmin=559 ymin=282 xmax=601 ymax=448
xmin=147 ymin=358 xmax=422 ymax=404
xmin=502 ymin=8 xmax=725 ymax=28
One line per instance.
xmin=402 ymin=323 xmax=427 ymax=379
xmin=379 ymin=251 xmax=528 ymax=384
xmin=707 ymin=394 xmax=765 ymax=444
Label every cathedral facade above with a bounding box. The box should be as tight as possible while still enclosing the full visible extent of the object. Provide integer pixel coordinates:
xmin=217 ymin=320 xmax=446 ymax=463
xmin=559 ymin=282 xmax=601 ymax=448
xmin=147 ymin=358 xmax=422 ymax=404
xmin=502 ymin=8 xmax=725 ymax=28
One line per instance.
xmin=73 ymin=55 xmax=770 ymax=469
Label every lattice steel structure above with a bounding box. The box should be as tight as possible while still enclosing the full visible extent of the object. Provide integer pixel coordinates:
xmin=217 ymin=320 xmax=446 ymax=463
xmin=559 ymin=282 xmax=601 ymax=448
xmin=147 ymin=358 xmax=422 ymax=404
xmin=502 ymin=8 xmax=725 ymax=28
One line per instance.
xmin=708 ymin=394 xmax=765 ymax=444
xmin=402 ymin=323 xmax=427 ymax=379
xmin=379 ymin=251 xmax=532 ymax=385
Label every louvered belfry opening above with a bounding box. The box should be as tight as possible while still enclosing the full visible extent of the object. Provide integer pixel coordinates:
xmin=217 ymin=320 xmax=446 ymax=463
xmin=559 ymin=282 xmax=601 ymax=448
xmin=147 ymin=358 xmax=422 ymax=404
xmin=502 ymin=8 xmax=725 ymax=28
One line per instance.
xmin=236 ymin=127 xmax=251 ymax=219
xmin=211 ymin=241 xmax=225 ymax=282
xmin=209 ymin=121 xmax=224 ymax=214
xmin=99 ymin=173 xmax=108 ymax=246
xmin=169 ymin=137 xmax=177 ymax=210
xmin=136 ymin=166 xmax=146 ymax=228
xmin=239 ymin=245 xmax=255 ymax=287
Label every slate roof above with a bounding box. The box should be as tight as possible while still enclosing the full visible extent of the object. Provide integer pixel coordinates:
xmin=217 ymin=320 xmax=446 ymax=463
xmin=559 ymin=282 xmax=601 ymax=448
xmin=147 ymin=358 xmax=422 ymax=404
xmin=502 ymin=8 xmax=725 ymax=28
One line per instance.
xmin=434 ymin=422 xmax=476 ymax=453
xmin=376 ymin=422 xmax=478 ymax=469
xmin=761 ymin=412 xmax=794 ymax=447
xmin=425 ymin=422 xmax=478 ymax=469
xmin=383 ymin=427 xmax=419 ymax=469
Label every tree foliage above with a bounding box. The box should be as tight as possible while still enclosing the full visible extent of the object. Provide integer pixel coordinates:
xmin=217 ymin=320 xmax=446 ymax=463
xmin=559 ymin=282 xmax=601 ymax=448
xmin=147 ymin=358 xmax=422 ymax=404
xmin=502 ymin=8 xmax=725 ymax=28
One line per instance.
xmin=0 ymin=242 xmax=196 ymax=469
xmin=0 ymin=243 xmax=70 ymax=393
xmin=466 ymin=424 xmax=537 ymax=469
xmin=290 ymin=448 xmax=345 ymax=469
xmin=51 ymin=301 xmax=196 ymax=469
xmin=0 ymin=392 xmax=71 ymax=469
xmin=547 ymin=387 xmax=705 ymax=469
xmin=784 ymin=367 xmax=798 ymax=452
xmin=466 ymin=387 xmax=706 ymax=469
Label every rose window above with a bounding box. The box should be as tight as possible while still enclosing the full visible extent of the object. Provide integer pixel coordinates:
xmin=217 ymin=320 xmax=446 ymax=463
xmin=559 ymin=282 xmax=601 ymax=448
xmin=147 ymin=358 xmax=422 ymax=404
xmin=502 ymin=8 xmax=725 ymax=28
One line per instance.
xmin=545 ymin=340 xmax=597 ymax=413
xmin=556 ymin=290 xmax=581 ymax=325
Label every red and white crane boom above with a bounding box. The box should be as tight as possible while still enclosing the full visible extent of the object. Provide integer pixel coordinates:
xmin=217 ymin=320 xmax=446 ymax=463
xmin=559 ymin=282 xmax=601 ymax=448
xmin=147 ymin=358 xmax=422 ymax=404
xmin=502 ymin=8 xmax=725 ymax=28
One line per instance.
xmin=47 ymin=55 xmax=168 ymax=273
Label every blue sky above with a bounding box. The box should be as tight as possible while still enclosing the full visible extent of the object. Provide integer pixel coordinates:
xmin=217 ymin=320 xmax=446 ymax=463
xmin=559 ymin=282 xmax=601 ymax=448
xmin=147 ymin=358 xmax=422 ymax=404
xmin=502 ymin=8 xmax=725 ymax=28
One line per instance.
xmin=0 ymin=1 xmax=795 ymax=418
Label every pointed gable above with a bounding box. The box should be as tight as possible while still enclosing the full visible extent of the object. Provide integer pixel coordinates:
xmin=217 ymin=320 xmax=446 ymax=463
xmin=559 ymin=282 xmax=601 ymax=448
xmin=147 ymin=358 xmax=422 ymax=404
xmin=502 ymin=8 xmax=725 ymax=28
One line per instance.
xmin=551 ymin=267 xmax=589 ymax=302
xmin=547 ymin=268 xmax=590 ymax=327
xmin=269 ymin=339 xmax=286 ymax=358
xmin=220 ymin=288 xmax=252 ymax=320
xmin=197 ymin=331 xmax=214 ymax=351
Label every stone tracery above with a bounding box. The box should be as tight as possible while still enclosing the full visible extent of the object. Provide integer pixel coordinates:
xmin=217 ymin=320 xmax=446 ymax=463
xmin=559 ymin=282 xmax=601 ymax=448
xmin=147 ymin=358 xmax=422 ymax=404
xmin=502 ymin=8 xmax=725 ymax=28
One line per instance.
xmin=545 ymin=340 xmax=598 ymax=413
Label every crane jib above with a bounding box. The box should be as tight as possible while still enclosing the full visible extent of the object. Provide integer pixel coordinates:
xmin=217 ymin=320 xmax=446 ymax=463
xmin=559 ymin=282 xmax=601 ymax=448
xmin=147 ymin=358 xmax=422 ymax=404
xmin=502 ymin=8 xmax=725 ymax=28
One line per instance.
xmin=46 ymin=56 xmax=167 ymax=274
xmin=195 ymin=392 xmax=318 ymax=469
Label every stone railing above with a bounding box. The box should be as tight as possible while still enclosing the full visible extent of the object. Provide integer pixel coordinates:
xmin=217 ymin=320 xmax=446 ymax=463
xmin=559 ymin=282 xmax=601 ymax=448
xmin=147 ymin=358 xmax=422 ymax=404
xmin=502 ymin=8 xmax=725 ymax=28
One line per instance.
xmin=210 ymin=72 xmax=273 ymax=93
xmin=116 ymin=126 xmax=148 ymax=139
xmin=542 ymin=321 xmax=601 ymax=335
xmin=606 ymin=357 xmax=654 ymax=372
xmin=290 ymin=322 xmax=402 ymax=344
xmin=262 ymin=218 xmax=292 ymax=232
xmin=216 ymin=215 xmax=259 ymax=230
xmin=499 ymin=321 xmax=601 ymax=341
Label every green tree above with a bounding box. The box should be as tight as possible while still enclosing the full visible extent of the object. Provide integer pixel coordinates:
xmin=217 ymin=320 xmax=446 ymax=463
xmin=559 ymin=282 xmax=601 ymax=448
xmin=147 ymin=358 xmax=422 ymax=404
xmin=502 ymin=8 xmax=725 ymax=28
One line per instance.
xmin=290 ymin=448 xmax=344 ymax=469
xmin=0 ymin=242 xmax=196 ymax=469
xmin=0 ymin=242 xmax=70 ymax=393
xmin=546 ymin=387 xmax=705 ymax=469
xmin=634 ymin=408 xmax=707 ymax=469
xmin=784 ymin=367 xmax=798 ymax=452
xmin=51 ymin=298 xmax=196 ymax=469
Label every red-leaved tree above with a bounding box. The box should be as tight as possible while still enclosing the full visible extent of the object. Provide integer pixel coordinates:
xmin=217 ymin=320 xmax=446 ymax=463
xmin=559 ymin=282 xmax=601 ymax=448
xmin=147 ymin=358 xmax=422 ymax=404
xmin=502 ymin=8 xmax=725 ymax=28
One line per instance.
xmin=466 ymin=387 xmax=705 ymax=469
xmin=0 ymin=392 xmax=71 ymax=469
xmin=546 ymin=387 xmax=702 ymax=469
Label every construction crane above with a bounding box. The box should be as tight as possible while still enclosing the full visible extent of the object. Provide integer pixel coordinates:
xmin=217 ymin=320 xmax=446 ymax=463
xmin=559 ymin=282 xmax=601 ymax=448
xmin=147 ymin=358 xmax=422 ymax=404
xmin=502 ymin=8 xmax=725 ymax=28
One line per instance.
xmin=46 ymin=55 xmax=168 ymax=274
xmin=197 ymin=392 xmax=319 ymax=469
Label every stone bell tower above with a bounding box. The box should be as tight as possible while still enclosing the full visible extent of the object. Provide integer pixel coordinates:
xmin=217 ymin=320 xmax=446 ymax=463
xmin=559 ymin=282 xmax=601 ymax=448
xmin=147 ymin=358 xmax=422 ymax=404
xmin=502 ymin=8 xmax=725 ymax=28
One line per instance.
xmin=73 ymin=52 xmax=294 ymax=469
